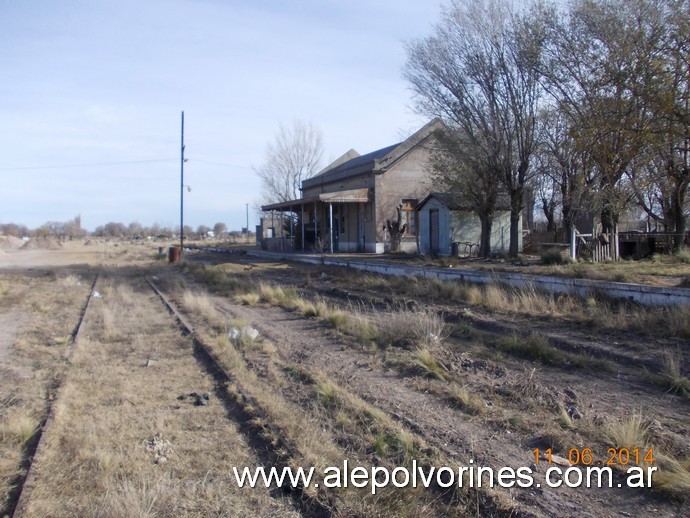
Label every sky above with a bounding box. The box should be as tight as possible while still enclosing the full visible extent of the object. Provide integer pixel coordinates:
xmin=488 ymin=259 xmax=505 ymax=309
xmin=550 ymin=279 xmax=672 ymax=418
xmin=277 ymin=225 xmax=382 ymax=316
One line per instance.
xmin=0 ymin=0 xmax=442 ymax=232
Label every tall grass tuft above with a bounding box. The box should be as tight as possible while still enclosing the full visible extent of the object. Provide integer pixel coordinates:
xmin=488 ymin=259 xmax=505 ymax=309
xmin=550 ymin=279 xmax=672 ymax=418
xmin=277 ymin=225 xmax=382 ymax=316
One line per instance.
xmin=377 ymin=306 xmax=447 ymax=348
xmin=653 ymin=454 xmax=690 ymax=498
xmin=658 ymin=351 xmax=690 ymax=397
xmin=448 ymin=385 xmax=485 ymax=415
xmin=604 ymin=413 xmax=650 ymax=451
xmin=413 ymin=347 xmax=448 ymax=381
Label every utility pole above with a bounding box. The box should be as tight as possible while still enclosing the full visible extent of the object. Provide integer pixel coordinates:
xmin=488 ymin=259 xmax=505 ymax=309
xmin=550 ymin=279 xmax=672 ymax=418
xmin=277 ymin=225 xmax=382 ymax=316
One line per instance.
xmin=180 ymin=111 xmax=185 ymax=254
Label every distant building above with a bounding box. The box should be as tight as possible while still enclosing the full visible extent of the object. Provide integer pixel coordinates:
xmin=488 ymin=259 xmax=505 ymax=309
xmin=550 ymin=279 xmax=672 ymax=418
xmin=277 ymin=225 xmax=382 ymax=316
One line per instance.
xmin=261 ymin=119 xmax=442 ymax=253
xmin=260 ymin=119 xmax=522 ymax=255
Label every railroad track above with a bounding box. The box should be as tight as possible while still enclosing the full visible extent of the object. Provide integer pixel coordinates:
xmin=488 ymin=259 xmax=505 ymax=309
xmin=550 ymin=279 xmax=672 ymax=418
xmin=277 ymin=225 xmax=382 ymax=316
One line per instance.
xmin=11 ymin=274 xmax=100 ymax=517
xmin=144 ymin=275 xmax=336 ymax=516
xmin=10 ymin=272 xmax=334 ymax=517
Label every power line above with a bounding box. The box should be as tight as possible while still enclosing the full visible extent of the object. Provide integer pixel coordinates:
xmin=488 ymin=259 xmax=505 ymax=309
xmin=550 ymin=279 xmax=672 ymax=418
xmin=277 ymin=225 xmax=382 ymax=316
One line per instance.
xmin=0 ymin=158 xmax=178 ymax=172
xmin=0 ymin=157 xmax=254 ymax=172
xmin=189 ymin=159 xmax=253 ymax=169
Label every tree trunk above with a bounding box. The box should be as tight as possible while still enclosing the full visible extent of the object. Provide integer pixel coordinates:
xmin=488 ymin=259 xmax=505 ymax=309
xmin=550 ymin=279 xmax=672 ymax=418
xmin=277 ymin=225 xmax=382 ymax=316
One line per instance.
xmin=508 ymin=189 xmax=523 ymax=258
xmin=542 ymin=198 xmax=555 ymax=233
xmin=509 ymin=210 xmax=521 ymax=258
xmin=600 ymin=205 xmax=616 ymax=234
xmin=561 ymin=202 xmax=573 ymax=244
xmin=672 ymin=189 xmax=687 ymax=251
xmin=479 ymin=214 xmax=493 ymax=258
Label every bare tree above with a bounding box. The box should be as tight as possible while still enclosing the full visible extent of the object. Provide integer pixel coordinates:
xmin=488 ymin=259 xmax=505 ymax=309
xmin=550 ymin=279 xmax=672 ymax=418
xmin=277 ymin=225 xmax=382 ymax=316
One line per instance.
xmin=213 ymin=222 xmax=227 ymax=238
xmin=255 ymin=120 xmax=324 ymax=205
xmin=534 ymin=106 xmax=594 ymax=240
xmin=196 ymin=225 xmax=211 ymax=239
xmin=405 ymin=0 xmax=544 ymax=257
xmin=385 ymin=205 xmax=407 ymax=253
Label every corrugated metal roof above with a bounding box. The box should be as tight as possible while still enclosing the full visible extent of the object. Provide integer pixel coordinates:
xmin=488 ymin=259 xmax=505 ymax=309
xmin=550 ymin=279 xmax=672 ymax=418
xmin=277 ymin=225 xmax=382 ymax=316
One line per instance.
xmin=261 ymin=188 xmax=370 ymax=212
xmin=304 ymin=143 xmax=401 ymax=186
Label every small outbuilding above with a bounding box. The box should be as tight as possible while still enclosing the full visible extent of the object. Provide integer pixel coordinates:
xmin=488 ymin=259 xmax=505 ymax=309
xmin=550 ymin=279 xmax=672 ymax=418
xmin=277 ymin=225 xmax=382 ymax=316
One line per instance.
xmin=416 ymin=193 xmax=520 ymax=256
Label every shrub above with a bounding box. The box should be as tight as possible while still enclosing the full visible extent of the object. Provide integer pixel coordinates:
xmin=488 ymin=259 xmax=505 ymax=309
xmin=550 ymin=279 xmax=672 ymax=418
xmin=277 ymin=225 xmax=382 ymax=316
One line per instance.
xmin=541 ymin=247 xmax=565 ymax=265
xmin=676 ymin=248 xmax=690 ymax=264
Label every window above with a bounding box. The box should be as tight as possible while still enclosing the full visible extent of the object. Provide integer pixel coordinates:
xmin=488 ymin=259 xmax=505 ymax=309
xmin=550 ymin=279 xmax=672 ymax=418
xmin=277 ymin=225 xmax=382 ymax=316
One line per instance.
xmin=401 ymin=199 xmax=418 ymax=236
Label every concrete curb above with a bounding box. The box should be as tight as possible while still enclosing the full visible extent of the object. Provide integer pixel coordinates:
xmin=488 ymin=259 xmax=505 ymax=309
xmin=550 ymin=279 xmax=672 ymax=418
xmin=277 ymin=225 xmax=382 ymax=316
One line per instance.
xmin=195 ymin=247 xmax=690 ymax=307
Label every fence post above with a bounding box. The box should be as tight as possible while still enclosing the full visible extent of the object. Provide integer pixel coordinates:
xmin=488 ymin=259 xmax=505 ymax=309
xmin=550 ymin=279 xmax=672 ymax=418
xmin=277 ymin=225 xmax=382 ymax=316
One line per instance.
xmin=570 ymin=225 xmax=576 ymax=262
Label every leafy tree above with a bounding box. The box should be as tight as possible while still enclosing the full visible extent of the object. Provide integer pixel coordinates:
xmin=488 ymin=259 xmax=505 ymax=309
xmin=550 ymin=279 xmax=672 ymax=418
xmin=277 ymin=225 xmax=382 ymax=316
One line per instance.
xmin=538 ymin=0 xmax=667 ymax=234
xmin=626 ymin=0 xmax=690 ymax=249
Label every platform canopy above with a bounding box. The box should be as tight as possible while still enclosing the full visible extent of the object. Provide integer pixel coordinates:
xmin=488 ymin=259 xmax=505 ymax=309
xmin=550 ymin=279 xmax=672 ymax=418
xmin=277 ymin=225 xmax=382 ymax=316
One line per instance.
xmin=261 ymin=188 xmax=370 ymax=212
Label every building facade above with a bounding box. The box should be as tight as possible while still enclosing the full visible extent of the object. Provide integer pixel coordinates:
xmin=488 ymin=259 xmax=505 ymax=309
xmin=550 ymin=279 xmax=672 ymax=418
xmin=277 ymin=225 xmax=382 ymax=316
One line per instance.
xmin=261 ymin=119 xmax=442 ymax=253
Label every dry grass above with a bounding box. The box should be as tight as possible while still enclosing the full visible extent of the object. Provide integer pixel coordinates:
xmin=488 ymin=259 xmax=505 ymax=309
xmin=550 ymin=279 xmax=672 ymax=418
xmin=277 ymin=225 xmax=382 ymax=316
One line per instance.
xmin=307 ymin=373 xmax=423 ymax=467
xmin=258 ymin=282 xmax=297 ymax=305
xmin=653 ymin=454 xmax=690 ymax=499
xmin=603 ymin=412 xmax=650 ymax=451
xmin=557 ymin=405 xmax=574 ymax=430
xmin=182 ymin=290 xmax=224 ymax=329
xmin=0 ymin=411 xmax=38 ymax=445
xmin=447 ymin=385 xmax=485 ymax=415
xmin=495 ymin=332 xmax=615 ymax=372
xmin=97 ymin=472 xmax=175 ymax=518
xmin=377 ymin=306 xmax=448 ymax=348
xmin=203 ymin=331 xmax=347 ymax=491
xmin=100 ymin=305 xmax=118 ymax=341
xmin=234 ymin=292 xmax=260 ymax=306
xmin=353 ymin=271 xmax=690 ymax=339
xmin=0 ymin=270 xmax=94 ymax=515
xmin=413 ymin=347 xmax=449 ymax=381
xmin=20 ymin=274 xmax=298 ymax=516
xmin=647 ymin=351 xmax=690 ymax=398
xmin=327 ymin=303 xmax=380 ymax=344
xmin=293 ymin=296 xmax=328 ymax=318
xmin=314 ymin=379 xmax=339 ymax=408
xmin=659 ymin=351 xmax=690 ymax=397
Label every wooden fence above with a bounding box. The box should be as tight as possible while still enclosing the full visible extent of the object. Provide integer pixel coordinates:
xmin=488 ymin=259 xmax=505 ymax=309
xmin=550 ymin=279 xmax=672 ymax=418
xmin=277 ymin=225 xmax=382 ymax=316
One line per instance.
xmin=571 ymin=228 xmax=619 ymax=263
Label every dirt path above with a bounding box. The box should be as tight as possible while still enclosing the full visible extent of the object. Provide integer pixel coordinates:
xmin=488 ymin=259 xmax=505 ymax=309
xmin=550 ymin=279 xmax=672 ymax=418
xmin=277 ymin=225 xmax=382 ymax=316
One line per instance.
xmin=0 ymin=311 xmax=31 ymax=382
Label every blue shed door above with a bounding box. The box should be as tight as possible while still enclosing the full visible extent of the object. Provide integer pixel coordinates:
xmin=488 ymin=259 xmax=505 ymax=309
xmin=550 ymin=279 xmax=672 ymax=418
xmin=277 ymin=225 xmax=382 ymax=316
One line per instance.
xmin=430 ymin=209 xmax=440 ymax=254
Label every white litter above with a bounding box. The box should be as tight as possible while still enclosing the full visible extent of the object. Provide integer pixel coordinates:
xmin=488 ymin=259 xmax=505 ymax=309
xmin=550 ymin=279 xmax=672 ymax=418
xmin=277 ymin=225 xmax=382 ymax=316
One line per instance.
xmin=243 ymin=327 xmax=259 ymax=341
xmin=228 ymin=326 xmax=259 ymax=343
xmin=93 ymin=291 xmax=101 ymax=298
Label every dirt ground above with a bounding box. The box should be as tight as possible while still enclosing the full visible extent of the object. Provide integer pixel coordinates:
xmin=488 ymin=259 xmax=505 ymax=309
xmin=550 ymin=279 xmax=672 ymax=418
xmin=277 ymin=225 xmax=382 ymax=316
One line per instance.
xmin=0 ymin=241 xmax=688 ymax=517
xmin=174 ymin=249 xmax=690 ymax=516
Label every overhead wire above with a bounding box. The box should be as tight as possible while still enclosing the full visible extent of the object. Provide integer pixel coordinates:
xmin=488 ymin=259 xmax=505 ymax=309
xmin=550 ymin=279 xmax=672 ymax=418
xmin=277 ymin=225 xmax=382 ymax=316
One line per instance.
xmin=0 ymin=158 xmax=178 ymax=171
xmin=0 ymin=157 xmax=254 ymax=172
